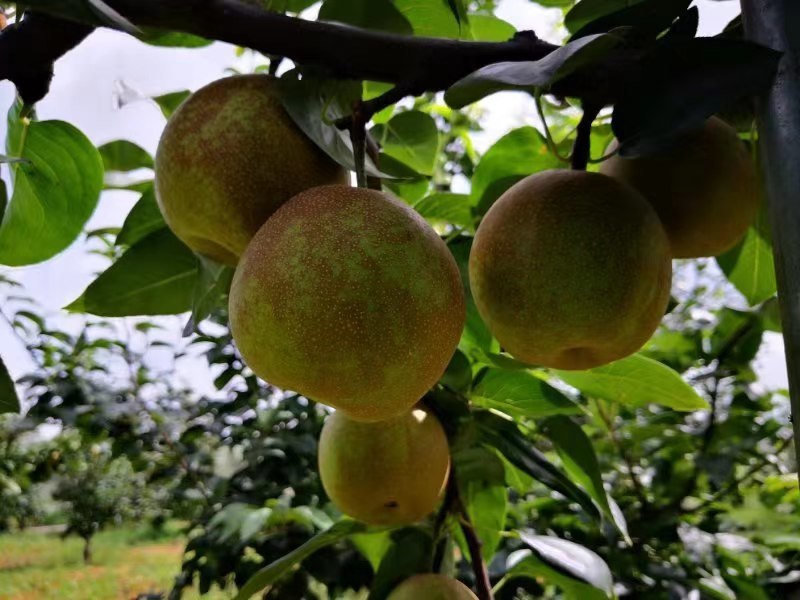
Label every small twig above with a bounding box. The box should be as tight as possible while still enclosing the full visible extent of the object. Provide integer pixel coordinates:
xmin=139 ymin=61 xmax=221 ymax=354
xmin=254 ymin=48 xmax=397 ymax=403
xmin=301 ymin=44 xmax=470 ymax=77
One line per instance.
xmin=365 ymin=132 xmax=383 ymax=191
xmin=571 ymin=100 xmax=601 ymax=171
xmin=432 ymin=468 xmax=459 ymax=572
xmin=446 ymin=473 xmax=493 ymax=600
xmin=596 ymin=400 xmax=650 ymax=512
xmin=335 ymin=81 xmax=421 ymax=131
xmin=348 ymin=101 xmax=368 ymax=188
xmin=534 ymin=93 xmax=571 ymax=163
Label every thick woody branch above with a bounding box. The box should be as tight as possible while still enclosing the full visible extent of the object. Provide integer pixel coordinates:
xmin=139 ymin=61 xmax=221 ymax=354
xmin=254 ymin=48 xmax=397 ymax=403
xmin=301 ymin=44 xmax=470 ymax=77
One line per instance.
xmin=4 ymin=0 xmax=630 ymax=106
xmin=0 ymin=12 xmax=93 ymax=104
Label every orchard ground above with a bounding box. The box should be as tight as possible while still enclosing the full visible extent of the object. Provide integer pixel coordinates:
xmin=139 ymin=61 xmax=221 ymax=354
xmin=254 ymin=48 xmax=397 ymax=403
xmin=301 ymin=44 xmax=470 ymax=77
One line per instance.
xmin=0 ymin=524 xmax=228 ymax=600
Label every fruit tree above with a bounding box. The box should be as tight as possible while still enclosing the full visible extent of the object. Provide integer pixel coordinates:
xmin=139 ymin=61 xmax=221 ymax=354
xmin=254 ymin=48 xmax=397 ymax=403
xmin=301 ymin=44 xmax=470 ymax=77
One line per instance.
xmin=0 ymin=1 xmax=798 ymax=599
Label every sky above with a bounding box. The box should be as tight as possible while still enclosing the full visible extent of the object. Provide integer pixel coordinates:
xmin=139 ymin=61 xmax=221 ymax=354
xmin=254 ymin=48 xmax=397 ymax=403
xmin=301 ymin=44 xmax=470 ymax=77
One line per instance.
xmin=1 ymin=0 xmax=786 ymax=398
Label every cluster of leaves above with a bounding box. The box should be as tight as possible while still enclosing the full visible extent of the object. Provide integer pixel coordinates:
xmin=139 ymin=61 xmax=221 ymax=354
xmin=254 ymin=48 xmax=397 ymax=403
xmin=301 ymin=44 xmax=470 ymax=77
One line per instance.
xmin=0 ymin=0 xmax=795 ymax=599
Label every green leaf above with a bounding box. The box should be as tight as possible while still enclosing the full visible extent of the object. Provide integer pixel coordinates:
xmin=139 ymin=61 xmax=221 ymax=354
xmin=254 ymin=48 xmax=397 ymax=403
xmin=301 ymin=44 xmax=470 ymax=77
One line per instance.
xmin=445 ymin=34 xmax=621 ymax=109
xmin=98 ymin=140 xmax=153 ymax=172
xmin=555 ymin=353 xmax=708 ymax=411
xmin=612 ymin=39 xmax=781 ymax=157
xmin=0 ymin=355 xmax=20 ymax=415
xmin=440 ymin=349 xmax=472 ymax=392
xmin=717 ymin=203 xmax=776 ymax=306
xmin=318 ymin=0 xmax=412 ymax=34
xmin=153 ymin=90 xmax=191 ymax=119
xmin=541 ymin=416 xmax=628 ymax=540
xmin=470 ymin=127 xmax=561 ymax=215
xmin=475 ymin=411 xmax=600 ymax=520
xmin=235 ymin=520 xmax=367 ymax=600
xmin=454 ymin=447 xmax=507 ymax=561
xmin=0 ymin=102 xmax=104 ymax=266
xmin=566 ymin=0 xmax=645 ymax=33
xmin=115 ymin=186 xmax=165 ymax=246
xmin=566 ymin=0 xmax=689 ymax=39
xmin=449 ymin=237 xmax=495 ymax=357
xmin=469 ymin=15 xmax=517 ymax=42
xmin=367 ymin=528 xmax=433 ymax=600
xmin=374 ymin=111 xmax=440 ymax=177
xmin=507 ymin=532 xmax=613 ymax=599
xmin=350 ymin=530 xmax=393 ymax=572
xmin=279 ymin=72 xmax=386 ymax=177
xmin=393 ymin=0 xmax=462 ymax=38
xmin=471 ymin=369 xmax=580 ymax=419
xmin=66 ymin=228 xmax=198 ymax=317
xmin=139 ymin=31 xmax=212 ymax=48
xmin=413 ymin=193 xmax=474 ymax=231
xmin=183 ymin=257 xmax=235 ymax=336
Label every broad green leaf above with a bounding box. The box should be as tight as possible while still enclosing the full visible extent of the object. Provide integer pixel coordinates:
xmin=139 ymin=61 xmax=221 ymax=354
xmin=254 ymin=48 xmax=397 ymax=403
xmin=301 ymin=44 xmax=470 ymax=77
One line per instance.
xmin=279 ymin=72 xmax=387 ymax=177
xmin=542 ymin=416 xmax=628 ymax=540
xmin=476 ymin=411 xmax=600 ymax=520
xmin=449 ymin=237 xmax=495 ymax=356
xmin=470 ymin=127 xmax=561 ymax=214
xmin=350 ymin=530 xmax=393 ymax=572
xmin=469 ymin=15 xmax=517 ymax=42
xmin=140 ymin=31 xmax=212 ymax=48
xmin=725 ymin=576 xmax=771 ymax=600
xmin=394 ymin=0 xmax=462 ymax=38
xmin=717 ymin=203 xmax=776 ymax=306
xmin=115 ymin=186 xmax=165 ymax=246
xmin=555 ymin=353 xmax=708 ymax=411
xmin=440 ymin=349 xmax=472 ymax=392
xmin=373 ymin=111 xmax=440 ymax=177
xmin=612 ymin=39 xmax=781 ymax=157
xmin=567 ymin=0 xmax=689 ymax=39
xmin=367 ymin=528 xmax=433 ymax=600
xmin=471 ymin=369 xmax=580 ymax=418
xmin=384 ymin=177 xmax=429 ymax=204
xmin=454 ymin=447 xmax=507 ymax=560
xmin=506 ymin=533 xmax=613 ymax=599
xmin=413 ymin=193 xmax=474 ymax=231
xmin=566 ymin=0 xmax=646 ymax=33
xmin=445 ymin=34 xmax=621 ymax=109
xmin=183 ymin=256 xmax=235 ymax=336
xmin=0 ymin=355 xmax=20 ymax=415
xmin=318 ymin=0 xmax=412 ymax=34
xmin=235 ymin=520 xmax=367 ymax=600
xmin=0 ymin=102 xmax=103 ymax=266
xmin=153 ymin=90 xmax=191 ymax=119
xmin=98 ymin=140 xmax=153 ymax=172
xmin=66 ymin=228 xmax=198 ymax=316
xmin=263 ymin=0 xmax=319 ymax=12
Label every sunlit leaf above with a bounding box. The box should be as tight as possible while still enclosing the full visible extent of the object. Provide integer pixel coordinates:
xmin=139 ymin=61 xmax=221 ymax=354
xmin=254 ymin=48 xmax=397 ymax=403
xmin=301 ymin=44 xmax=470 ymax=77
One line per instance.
xmin=0 ymin=101 xmax=103 ymax=266
xmin=555 ymin=353 xmax=708 ymax=411
xmin=66 ymin=228 xmax=198 ymax=316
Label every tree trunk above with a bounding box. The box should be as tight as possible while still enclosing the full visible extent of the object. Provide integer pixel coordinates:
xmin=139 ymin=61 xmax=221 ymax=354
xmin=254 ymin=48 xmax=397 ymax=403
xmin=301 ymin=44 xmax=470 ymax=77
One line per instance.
xmin=83 ymin=536 xmax=92 ymax=564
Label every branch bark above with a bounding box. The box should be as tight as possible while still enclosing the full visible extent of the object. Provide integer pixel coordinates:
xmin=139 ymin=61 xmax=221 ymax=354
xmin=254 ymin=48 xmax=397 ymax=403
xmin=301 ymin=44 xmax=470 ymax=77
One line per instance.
xmin=5 ymin=0 xmax=632 ymax=106
xmin=0 ymin=12 xmax=93 ymax=103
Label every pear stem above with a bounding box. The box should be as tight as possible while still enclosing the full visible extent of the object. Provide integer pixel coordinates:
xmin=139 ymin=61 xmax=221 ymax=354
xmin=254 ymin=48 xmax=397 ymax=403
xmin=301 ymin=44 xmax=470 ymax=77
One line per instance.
xmin=571 ymin=101 xmax=601 ymax=171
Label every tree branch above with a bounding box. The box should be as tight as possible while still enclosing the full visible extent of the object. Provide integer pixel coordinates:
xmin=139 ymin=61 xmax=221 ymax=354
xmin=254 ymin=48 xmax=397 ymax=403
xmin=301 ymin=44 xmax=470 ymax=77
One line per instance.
xmin=7 ymin=1 xmax=632 ymax=106
xmin=0 ymin=12 xmax=93 ymax=104
xmin=571 ymin=101 xmax=602 ymax=170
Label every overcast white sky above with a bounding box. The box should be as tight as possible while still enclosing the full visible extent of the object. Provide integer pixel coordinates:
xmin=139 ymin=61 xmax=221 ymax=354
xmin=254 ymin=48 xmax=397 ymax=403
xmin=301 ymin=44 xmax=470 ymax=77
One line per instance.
xmin=2 ymin=0 xmax=785 ymax=397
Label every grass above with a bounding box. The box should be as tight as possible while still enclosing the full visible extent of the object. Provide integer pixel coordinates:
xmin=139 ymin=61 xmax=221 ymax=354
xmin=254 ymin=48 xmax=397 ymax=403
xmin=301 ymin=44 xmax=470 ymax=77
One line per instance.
xmin=0 ymin=524 xmax=231 ymax=600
